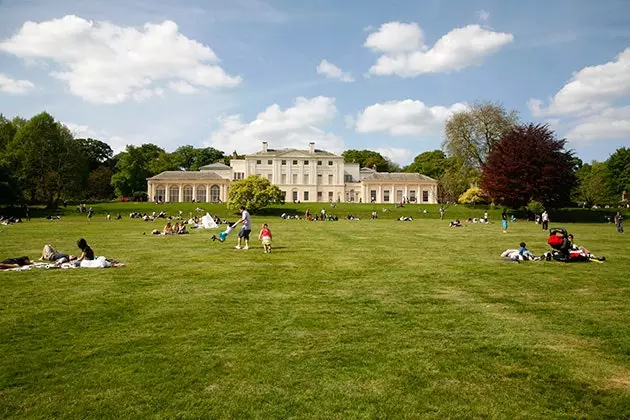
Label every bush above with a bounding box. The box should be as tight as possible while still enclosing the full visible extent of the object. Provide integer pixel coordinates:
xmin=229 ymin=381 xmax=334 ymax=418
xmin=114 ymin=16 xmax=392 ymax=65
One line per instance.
xmin=458 ymin=187 xmax=489 ymax=205
xmin=526 ymin=200 xmax=544 ymax=215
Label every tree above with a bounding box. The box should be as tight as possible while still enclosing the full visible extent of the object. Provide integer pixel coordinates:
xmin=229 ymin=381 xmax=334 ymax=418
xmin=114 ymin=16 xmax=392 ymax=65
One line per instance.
xmin=458 ymin=187 xmax=488 ymax=205
xmin=437 ymin=157 xmax=472 ymax=204
xmin=443 ymin=102 xmax=519 ymax=177
xmin=342 ymin=150 xmax=390 ymax=171
xmin=6 ymin=112 xmax=88 ymax=206
xmin=404 ymin=150 xmax=447 ymax=178
xmin=76 ymin=138 xmax=114 ymax=172
xmin=573 ymin=162 xmax=611 ymax=206
xmin=480 ymin=123 xmax=577 ymax=208
xmin=228 ymin=175 xmax=285 ymax=213
xmin=174 ymin=145 xmax=225 ymax=171
xmin=0 ymin=114 xmax=17 ymax=152
xmin=606 ymin=147 xmax=630 ymax=201
xmin=86 ymin=166 xmax=115 ymax=200
xmin=111 ymin=144 xmax=164 ymax=197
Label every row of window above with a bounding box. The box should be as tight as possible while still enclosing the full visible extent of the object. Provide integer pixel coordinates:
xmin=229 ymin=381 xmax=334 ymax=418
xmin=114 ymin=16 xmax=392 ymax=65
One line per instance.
xmin=282 ymin=190 xmax=335 ymax=202
xmin=154 ymin=185 xmax=222 ymax=203
xmin=369 ymin=189 xmax=429 ymax=202
xmin=239 ymin=174 xmax=338 ymax=184
xmin=256 ymin=159 xmax=335 ymax=166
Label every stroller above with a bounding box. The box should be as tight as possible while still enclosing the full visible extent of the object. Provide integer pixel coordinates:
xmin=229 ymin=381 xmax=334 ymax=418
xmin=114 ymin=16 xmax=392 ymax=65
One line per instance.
xmin=546 ymin=228 xmax=589 ymax=262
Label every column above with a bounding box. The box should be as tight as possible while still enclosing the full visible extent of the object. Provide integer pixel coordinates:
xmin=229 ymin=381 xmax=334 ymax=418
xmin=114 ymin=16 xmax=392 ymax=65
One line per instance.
xmin=377 ymin=185 xmax=382 ymax=203
xmin=192 ymin=185 xmax=197 ymax=202
xmin=404 ymin=185 xmax=408 ymax=203
xmin=179 ymin=184 xmax=183 ymax=202
xmin=221 ymin=184 xmax=226 ymax=202
xmin=165 ymin=184 xmax=170 ymax=202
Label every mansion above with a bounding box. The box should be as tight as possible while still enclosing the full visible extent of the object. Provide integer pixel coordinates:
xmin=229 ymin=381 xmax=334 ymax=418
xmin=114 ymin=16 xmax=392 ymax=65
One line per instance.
xmin=147 ymin=142 xmax=438 ymax=204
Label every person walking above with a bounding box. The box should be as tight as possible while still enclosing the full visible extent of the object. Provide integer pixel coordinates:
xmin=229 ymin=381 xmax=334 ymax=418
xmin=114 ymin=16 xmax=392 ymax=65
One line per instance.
xmin=501 ymin=209 xmax=508 ymax=233
xmin=615 ymin=211 xmax=624 ymax=233
xmin=541 ymin=210 xmax=549 ymax=231
xmin=233 ymin=205 xmax=252 ymax=249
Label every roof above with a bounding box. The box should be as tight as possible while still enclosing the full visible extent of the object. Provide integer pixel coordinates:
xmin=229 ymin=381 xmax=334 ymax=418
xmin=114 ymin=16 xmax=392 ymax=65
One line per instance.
xmin=247 ymin=148 xmax=339 ymax=158
xmin=361 ymin=172 xmax=437 ymax=182
xmin=148 ymin=171 xmax=225 ymax=181
xmin=199 ymin=162 xmax=231 ymax=170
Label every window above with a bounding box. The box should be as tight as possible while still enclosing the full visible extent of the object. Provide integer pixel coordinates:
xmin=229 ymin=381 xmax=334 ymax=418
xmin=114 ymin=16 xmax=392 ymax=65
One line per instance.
xmin=409 ymin=190 xmax=416 ymax=202
xmin=281 ymin=160 xmax=286 ymax=165
xmin=256 ymin=160 xmax=261 ymax=164
xmin=304 ymin=191 xmax=309 ymax=201
xmin=422 ymin=190 xmax=429 ymax=202
xmin=328 ymin=174 xmax=333 ymax=185
xmin=233 ymin=172 xmax=244 ymax=180
xmin=370 ymin=190 xmax=377 ymax=202
xmin=196 ymin=187 xmax=206 ymax=203
xmin=317 ymin=174 xmax=323 ymax=184
xmin=344 ymin=174 xmax=353 ymax=182
xmin=317 ymin=160 xmax=322 ymax=165
xmin=384 ymin=189 xmax=390 ymax=202
xmin=293 ymin=160 xmax=298 ymax=165
xmin=292 ymin=174 xmax=298 ymax=184
xmin=183 ymin=185 xmax=194 ymax=202
xmin=303 ymin=174 xmax=309 ymax=184
xmin=292 ymin=190 xmax=298 ymax=202
xmin=328 ymin=161 xmax=333 ymax=166
xmin=169 ymin=185 xmax=179 ymax=202
xmin=210 ymin=185 xmax=220 ymax=202
xmin=317 ymin=191 xmax=323 ymax=201
xmin=267 ymin=174 xmax=272 ymax=182
xmin=281 ymin=174 xmax=287 ymax=183
xmin=328 ymin=191 xmax=333 ymax=200
xmin=304 ymin=160 xmax=309 ymax=165
xmin=156 ymin=186 xmax=165 ymax=202
xmin=267 ymin=160 xmax=272 ymax=165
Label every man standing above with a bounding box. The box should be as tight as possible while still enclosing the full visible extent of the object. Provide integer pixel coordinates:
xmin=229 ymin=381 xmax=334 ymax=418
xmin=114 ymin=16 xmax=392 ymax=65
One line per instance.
xmin=541 ymin=210 xmax=549 ymax=231
xmin=615 ymin=211 xmax=624 ymax=233
xmin=233 ymin=205 xmax=251 ymax=249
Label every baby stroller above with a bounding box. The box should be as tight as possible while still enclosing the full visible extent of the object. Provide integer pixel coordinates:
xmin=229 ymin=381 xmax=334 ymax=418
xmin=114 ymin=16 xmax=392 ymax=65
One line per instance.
xmin=546 ymin=228 xmax=571 ymax=262
xmin=546 ymin=228 xmax=590 ymax=262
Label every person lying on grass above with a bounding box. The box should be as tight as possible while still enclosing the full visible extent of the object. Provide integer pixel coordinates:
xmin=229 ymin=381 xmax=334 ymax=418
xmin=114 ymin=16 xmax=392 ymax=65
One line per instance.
xmin=0 ymin=256 xmax=32 ymax=270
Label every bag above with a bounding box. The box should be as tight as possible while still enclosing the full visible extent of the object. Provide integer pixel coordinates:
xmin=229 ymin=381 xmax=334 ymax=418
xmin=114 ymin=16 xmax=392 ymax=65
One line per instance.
xmin=547 ymin=235 xmax=564 ymax=248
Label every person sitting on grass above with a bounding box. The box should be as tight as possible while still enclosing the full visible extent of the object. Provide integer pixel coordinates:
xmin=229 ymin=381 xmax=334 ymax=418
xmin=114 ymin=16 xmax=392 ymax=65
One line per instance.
xmin=449 ymin=219 xmax=462 ymax=227
xmin=76 ymin=238 xmax=94 ymax=261
xmin=568 ymin=234 xmax=605 ymax=261
xmin=163 ymin=222 xmax=174 ymax=235
xmin=40 ymin=244 xmax=72 ymax=263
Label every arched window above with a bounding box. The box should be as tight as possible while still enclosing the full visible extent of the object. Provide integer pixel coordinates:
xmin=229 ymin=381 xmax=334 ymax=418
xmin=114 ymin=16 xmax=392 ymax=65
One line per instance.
xmin=183 ymin=185 xmax=193 ymax=202
xmin=196 ymin=186 xmax=206 ymax=203
xmin=155 ymin=186 xmax=166 ymax=202
xmin=169 ymin=185 xmax=179 ymax=203
xmin=210 ymin=185 xmax=220 ymax=202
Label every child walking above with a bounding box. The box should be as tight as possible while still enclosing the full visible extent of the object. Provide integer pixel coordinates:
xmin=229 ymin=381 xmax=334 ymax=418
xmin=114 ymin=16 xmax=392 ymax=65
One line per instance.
xmin=258 ymin=223 xmax=273 ymax=253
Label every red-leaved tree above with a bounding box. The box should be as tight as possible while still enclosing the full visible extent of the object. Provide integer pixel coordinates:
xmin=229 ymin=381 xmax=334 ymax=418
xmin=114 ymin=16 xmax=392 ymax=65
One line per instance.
xmin=480 ymin=124 xmax=576 ymax=208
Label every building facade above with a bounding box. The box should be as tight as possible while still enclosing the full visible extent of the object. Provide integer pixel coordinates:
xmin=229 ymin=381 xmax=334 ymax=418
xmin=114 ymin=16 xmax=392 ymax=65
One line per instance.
xmin=147 ymin=142 xmax=438 ymax=204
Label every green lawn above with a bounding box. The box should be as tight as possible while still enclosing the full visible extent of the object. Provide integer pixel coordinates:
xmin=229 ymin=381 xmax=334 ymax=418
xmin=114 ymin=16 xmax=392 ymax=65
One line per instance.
xmin=1 ymin=203 xmax=629 ymax=418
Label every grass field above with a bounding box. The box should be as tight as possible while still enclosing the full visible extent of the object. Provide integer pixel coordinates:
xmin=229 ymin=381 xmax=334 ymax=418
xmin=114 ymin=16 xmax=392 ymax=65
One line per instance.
xmin=1 ymin=203 xmax=629 ymax=418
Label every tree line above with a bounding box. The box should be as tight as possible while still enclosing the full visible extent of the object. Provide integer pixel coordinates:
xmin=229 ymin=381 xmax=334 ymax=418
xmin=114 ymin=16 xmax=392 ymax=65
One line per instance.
xmin=1 ymin=107 xmax=628 ymax=209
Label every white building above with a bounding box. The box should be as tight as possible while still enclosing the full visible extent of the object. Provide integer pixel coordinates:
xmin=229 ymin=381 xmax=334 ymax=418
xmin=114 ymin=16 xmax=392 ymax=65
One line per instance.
xmin=147 ymin=142 xmax=438 ymax=204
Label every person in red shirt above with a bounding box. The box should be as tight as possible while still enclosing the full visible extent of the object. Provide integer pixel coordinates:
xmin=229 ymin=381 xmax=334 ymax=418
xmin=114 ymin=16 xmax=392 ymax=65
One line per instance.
xmin=258 ymin=223 xmax=273 ymax=253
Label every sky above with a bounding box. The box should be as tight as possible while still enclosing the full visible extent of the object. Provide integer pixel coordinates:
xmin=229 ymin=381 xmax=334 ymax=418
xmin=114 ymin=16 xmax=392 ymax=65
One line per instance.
xmin=0 ymin=0 xmax=629 ymax=166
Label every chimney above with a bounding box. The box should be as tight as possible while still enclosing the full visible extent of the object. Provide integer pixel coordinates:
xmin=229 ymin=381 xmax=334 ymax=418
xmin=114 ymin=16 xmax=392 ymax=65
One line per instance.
xmin=262 ymin=141 xmax=268 ymax=153
xmin=309 ymin=142 xmax=315 ymax=154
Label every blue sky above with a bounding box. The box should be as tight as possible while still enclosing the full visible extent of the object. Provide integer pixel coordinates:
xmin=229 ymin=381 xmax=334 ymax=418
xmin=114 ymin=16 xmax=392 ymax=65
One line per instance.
xmin=0 ymin=0 xmax=629 ymax=165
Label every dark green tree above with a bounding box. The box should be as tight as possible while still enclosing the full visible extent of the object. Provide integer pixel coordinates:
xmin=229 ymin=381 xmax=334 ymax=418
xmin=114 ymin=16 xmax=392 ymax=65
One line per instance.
xmin=606 ymin=147 xmax=630 ymax=201
xmin=342 ymin=150 xmax=390 ymax=171
xmin=111 ymin=144 xmax=164 ymax=197
xmin=404 ymin=150 xmax=447 ymax=179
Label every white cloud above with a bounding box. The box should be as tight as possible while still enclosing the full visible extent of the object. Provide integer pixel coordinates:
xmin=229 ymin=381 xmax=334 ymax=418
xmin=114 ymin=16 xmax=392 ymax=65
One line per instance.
xmin=316 ymin=59 xmax=354 ymax=82
xmin=0 ymin=15 xmax=241 ymax=104
xmin=0 ymin=73 xmax=35 ymax=94
xmin=565 ymin=106 xmax=630 ymax=143
xmin=355 ymin=99 xmax=468 ymax=136
xmin=529 ymin=48 xmax=630 ymax=117
xmin=207 ymin=96 xmax=345 ymax=154
xmin=344 ymin=114 xmax=356 ymax=129
xmin=374 ymin=147 xmax=413 ymax=166
xmin=365 ymin=22 xmax=513 ymax=77
xmin=168 ymin=80 xmax=199 ymax=94
xmin=476 ymin=10 xmax=490 ymax=21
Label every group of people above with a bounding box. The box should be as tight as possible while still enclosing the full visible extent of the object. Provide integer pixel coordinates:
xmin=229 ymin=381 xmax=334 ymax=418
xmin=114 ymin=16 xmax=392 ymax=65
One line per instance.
xmin=152 ymin=221 xmax=188 ymax=235
xmin=1 ymin=238 xmax=101 ymax=270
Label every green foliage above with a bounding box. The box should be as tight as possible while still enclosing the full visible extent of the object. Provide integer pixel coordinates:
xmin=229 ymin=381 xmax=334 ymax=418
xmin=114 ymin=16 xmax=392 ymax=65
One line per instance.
xmin=458 ymin=187 xmax=488 ymax=205
xmin=228 ymin=175 xmax=285 ymax=213
xmin=342 ymin=149 xmax=393 ymax=171
xmin=0 ymin=114 xmax=18 ymax=152
xmin=75 ymin=138 xmax=113 ymax=172
xmin=437 ymin=157 xmax=471 ymax=203
xmin=86 ymin=166 xmax=115 ymax=200
xmin=605 ymin=147 xmax=630 ymax=200
xmin=526 ymin=200 xmax=544 ymax=215
xmin=573 ymin=162 xmax=611 ymax=206
xmin=443 ymin=101 xmax=519 ymax=174
xmin=174 ymin=145 xmax=225 ymax=171
xmin=6 ymin=112 xmax=88 ymax=206
xmin=404 ymin=150 xmax=447 ymax=178
xmin=111 ymin=144 xmax=164 ymax=197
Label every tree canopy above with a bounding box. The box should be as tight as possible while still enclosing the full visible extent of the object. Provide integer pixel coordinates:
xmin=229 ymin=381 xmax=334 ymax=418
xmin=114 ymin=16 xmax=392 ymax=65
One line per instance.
xmin=605 ymin=147 xmax=630 ymax=201
xmin=342 ymin=149 xmax=398 ymax=172
xmin=228 ymin=175 xmax=285 ymax=213
xmin=443 ymin=102 xmax=519 ymax=178
xmin=480 ymin=124 xmax=576 ymax=208
xmin=403 ymin=150 xmax=447 ymax=179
